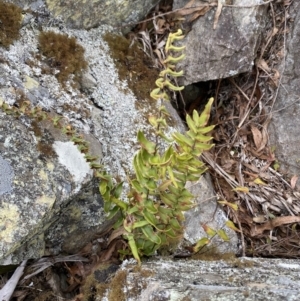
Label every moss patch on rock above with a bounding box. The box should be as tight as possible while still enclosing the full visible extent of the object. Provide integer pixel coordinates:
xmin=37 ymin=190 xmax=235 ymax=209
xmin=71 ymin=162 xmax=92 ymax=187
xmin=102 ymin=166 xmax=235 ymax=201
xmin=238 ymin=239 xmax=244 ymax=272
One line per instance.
xmin=103 ymin=33 xmax=159 ymax=102
xmin=0 ymin=1 xmax=22 ymax=48
xmin=38 ymin=31 xmax=88 ymax=85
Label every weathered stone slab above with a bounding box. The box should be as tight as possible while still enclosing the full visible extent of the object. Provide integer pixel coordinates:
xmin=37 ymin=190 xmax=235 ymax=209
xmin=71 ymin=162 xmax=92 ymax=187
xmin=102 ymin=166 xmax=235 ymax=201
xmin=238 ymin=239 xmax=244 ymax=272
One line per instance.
xmin=183 ymin=175 xmax=239 ymax=254
xmin=44 ymin=0 xmax=160 ymax=30
xmin=268 ymin=0 xmax=300 ymax=178
xmin=173 ymin=0 xmax=268 ymax=84
xmin=8 ymin=0 xmax=160 ymax=30
xmin=97 ymin=257 xmax=300 ymax=301
xmin=0 ymin=112 xmax=100 ymax=264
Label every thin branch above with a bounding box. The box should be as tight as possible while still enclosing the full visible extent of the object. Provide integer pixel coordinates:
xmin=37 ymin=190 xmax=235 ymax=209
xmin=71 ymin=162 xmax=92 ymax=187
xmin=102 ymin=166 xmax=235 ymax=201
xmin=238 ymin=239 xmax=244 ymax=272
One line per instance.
xmin=0 ymin=260 xmax=28 ymax=301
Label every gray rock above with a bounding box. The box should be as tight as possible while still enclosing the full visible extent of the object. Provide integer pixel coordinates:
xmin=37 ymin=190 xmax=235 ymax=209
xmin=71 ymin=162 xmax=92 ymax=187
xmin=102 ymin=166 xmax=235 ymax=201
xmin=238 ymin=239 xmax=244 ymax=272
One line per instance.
xmin=97 ymin=257 xmax=300 ymax=301
xmin=0 ymin=112 xmax=107 ymax=264
xmin=45 ymin=0 xmax=160 ymax=30
xmin=0 ymin=155 xmax=14 ymax=195
xmin=80 ymin=71 xmax=98 ymax=93
xmin=9 ymin=0 xmax=160 ymax=31
xmin=183 ymin=175 xmax=239 ymax=254
xmin=173 ymin=0 xmax=268 ymax=84
xmin=268 ymin=0 xmax=300 ymax=178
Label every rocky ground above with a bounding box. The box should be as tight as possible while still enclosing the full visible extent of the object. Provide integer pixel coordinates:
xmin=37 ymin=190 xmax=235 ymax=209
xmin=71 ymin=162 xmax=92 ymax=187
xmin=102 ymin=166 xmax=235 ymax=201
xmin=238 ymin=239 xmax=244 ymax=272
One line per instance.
xmin=1 ymin=0 xmax=300 ymax=300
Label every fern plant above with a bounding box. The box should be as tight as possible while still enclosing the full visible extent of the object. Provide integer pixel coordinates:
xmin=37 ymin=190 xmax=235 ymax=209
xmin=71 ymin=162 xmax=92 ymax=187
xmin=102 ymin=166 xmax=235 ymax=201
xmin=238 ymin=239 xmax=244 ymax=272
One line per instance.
xmin=97 ymin=29 xmax=215 ymax=264
xmin=98 ymin=99 xmax=214 ymax=264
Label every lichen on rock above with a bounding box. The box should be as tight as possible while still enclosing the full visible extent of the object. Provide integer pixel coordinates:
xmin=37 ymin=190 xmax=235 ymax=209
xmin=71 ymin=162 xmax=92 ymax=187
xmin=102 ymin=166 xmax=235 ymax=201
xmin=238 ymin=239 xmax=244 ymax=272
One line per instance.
xmin=45 ymin=0 xmax=160 ymax=30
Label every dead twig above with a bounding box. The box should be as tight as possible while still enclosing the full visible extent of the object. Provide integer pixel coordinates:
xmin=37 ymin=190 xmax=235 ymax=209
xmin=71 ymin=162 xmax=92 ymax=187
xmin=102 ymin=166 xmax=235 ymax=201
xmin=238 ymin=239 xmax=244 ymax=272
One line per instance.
xmin=213 ymin=0 xmax=223 ymax=30
xmin=0 ymin=260 xmax=28 ymax=301
xmin=22 ymin=255 xmax=88 ymax=281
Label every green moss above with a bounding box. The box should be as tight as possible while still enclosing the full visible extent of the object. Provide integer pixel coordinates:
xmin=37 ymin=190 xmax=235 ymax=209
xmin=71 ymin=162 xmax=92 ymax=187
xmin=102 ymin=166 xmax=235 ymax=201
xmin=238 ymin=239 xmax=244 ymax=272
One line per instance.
xmin=131 ymin=265 xmax=154 ymax=278
xmin=81 ymin=263 xmax=121 ymax=301
xmin=82 ymin=272 xmax=108 ymax=301
xmin=181 ymin=297 xmax=192 ymax=301
xmin=103 ymin=32 xmax=179 ymax=128
xmin=82 ymin=267 xmax=127 ymax=301
xmin=230 ymin=257 xmax=254 ymax=268
xmin=31 ymin=122 xmax=56 ymax=158
xmin=15 ymin=88 xmax=29 ymax=106
xmin=107 ymin=270 xmax=127 ymax=301
xmin=0 ymin=1 xmax=22 ymax=48
xmin=191 ymin=245 xmax=254 ymax=268
xmin=38 ymin=31 xmax=88 ymax=85
xmin=191 ymin=245 xmax=236 ymax=261
xmin=37 ymin=140 xmax=56 ymax=158
xmin=103 ymin=33 xmax=159 ymax=104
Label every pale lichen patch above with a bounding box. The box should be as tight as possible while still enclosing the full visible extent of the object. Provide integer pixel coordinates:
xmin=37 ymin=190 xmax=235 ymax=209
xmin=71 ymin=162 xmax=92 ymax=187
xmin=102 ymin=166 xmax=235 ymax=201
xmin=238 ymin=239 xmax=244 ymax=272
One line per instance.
xmin=24 ymin=75 xmax=39 ymax=90
xmin=46 ymin=162 xmax=54 ymax=171
xmin=0 ymin=203 xmax=20 ymax=244
xmin=36 ymin=195 xmax=56 ymax=209
xmin=53 ymin=141 xmax=92 ymax=184
xmin=39 ymin=169 xmax=48 ymax=181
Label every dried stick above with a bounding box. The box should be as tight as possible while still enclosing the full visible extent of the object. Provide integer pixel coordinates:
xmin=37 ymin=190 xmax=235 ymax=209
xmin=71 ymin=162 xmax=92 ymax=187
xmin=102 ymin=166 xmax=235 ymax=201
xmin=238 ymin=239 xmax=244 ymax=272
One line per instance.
xmin=0 ymin=260 xmax=27 ymax=301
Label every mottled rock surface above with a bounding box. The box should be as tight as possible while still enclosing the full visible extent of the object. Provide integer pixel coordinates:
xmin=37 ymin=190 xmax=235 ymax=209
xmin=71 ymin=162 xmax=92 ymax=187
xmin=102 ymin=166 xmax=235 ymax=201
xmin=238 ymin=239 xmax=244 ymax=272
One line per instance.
xmin=0 ymin=154 xmax=14 ymax=195
xmin=97 ymin=257 xmax=300 ymax=301
xmin=46 ymin=0 xmax=160 ymax=30
xmin=9 ymin=0 xmax=160 ymax=30
xmin=0 ymin=20 xmax=138 ymax=263
xmin=0 ymin=110 xmax=107 ymax=264
xmin=173 ymin=0 xmax=268 ymax=84
xmin=269 ymin=0 xmax=300 ymax=178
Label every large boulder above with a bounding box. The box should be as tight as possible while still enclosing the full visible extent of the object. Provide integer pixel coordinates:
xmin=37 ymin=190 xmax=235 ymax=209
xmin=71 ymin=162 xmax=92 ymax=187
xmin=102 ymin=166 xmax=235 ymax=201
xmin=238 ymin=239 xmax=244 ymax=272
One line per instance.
xmin=173 ymin=0 xmax=268 ymax=84
xmin=9 ymin=0 xmax=160 ymax=30
xmin=268 ymin=0 xmax=300 ymax=178
xmin=0 ymin=113 xmax=109 ymax=263
xmin=86 ymin=257 xmax=300 ymax=300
